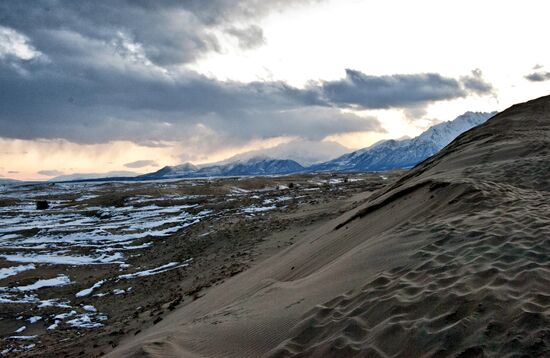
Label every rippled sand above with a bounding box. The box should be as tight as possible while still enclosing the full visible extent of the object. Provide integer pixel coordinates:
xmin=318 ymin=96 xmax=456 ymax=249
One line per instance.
xmin=111 ymin=95 xmax=549 ymax=357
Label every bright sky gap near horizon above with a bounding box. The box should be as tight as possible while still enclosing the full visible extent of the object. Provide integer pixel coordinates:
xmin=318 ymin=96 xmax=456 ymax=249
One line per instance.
xmin=1 ymin=0 xmax=550 ymax=180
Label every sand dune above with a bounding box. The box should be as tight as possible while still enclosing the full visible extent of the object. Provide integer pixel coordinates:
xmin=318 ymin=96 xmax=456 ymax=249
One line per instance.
xmin=110 ymin=96 xmax=550 ymax=357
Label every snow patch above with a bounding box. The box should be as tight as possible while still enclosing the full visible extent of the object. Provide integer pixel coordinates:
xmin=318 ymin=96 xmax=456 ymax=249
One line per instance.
xmin=66 ymin=314 xmax=105 ymax=328
xmin=82 ymin=305 xmax=96 ymax=312
xmin=2 ymin=275 xmax=71 ymax=292
xmin=28 ymin=316 xmax=42 ymax=324
xmin=76 ymin=279 xmax=106 ymax=297
xmin=0 ymin=264 xmax=35 ymax=280
xmin=7 ymin=335 xmax=36 ymax=340
xmin=0 ymin=252 xmax=124 ymax=265
xmin=241 ymin=205 xmax=276 ymax=214
xmin=118 ymin=259 xmax=192 ymax=280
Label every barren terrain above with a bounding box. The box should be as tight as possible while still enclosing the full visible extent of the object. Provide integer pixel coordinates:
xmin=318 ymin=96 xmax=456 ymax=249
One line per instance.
xmin=0 ymin=172 xmax=401 ymax=356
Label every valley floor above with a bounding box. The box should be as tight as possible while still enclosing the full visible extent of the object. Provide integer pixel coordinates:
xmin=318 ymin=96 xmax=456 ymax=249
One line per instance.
xmin=0 ymin=172 xmax=400 ymax=356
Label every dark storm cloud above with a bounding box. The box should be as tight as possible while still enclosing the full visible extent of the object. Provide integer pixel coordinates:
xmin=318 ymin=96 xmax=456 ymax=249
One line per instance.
xmin=315 ymin=69 xmax=493 ymax=109
xmin=0 ymin=58 xmax=492 ymax=143
xmin=460 ymin=69 xmax=494 ymax=95
xmin=0 ymin=56 xmax=362 ymax=143
xmin=525 ymin=71 xmax=550 ymax=82
xmin=124 ymin=160 xmax=158 ymax=168
xmin=0 ymin=0 xmax=317 ymax=67
xmin=0 ymin=1 xmax=493 ymax=147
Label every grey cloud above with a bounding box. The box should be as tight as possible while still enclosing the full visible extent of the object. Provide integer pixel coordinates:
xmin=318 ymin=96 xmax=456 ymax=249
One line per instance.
xmin=0 ymin=55 xmax=377 ymax=144
xmin=0 ymin=58 xmax=490 ymax=146
xmin=460 ymin=69 xmax=494 ymax=95
xmin=0 ymin=1 xmax=492 ymax=153
xmin=0 ymin=0 xmax=316 ymax=67
xmin=316 ymin=70 xmax=478 ymax=109
xmin=222 ymin=139 xmax=351 ymax=166
xmin=163 ymin=108 xmax=382 ymax=156
xmin=8 ymin=170 xmax=19 ymax=174
xmin=226 ymin=25 xmax=265 ymax=49
xmin=179 ymin=153 xmax=207 ymax=163
xmin=403 ymin=107 xmax=428 ymax=120
xmin=124 ymin=160 xmax=158 ymax=168
xmin=311 ymin=69 xmax=495 ymax=110
xmin=135 ymin=141 xmax=172 ymax=148
xmin=38 ymin=169 xmax=63 ymax=176
xmin=525 ymin=71 xmax=550 ymax=82
xmin=222 ymin=107 xmax=383 ymax=140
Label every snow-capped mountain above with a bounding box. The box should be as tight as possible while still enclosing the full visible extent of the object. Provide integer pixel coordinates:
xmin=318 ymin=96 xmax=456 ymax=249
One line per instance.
xmin=196 ymin=157 xmax=304 ymax=177
xmin=140 ymin=157 xmax=304 ymax=180
xmin=309 ymin=111 xmax=497 ymax=172
xmin=142 ymin=163 xmax=198 ymax=180
xmin=104 ymin=111 xmax=496 ymax=182
xmin=216 ymin=140 xmax=351 ymax=167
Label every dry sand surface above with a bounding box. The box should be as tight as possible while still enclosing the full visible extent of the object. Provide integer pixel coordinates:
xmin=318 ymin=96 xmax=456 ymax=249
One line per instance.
xmin=0 ymin=172 xmax=400 ymax=356
xmin=108 ymin=95 xmax=550 ymax=357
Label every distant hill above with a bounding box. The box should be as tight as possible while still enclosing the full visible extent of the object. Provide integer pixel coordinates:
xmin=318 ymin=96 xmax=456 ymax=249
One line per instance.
xmin=51 ymin=171 xmax=139 ymax=182
xmin=0 ymin=178 xmax=21 ymax=185
xmin=139 ymin=157 xmax=304 ymax=180
xmin=139 ymin=163 xmax=198 ymax=180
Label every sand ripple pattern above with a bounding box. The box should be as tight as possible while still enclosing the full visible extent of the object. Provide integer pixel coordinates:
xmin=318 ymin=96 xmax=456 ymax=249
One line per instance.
xmin=271 ymin=179 xmax=550 ymax=357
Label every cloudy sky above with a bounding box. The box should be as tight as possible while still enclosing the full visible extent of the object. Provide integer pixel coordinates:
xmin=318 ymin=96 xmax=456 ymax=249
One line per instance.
xmin=1 ymin=0 xmax=550 ymax=180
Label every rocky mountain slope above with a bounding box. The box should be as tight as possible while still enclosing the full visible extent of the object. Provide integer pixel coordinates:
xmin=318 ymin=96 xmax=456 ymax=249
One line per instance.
xmin=310 ymin=111 xmax=496 ymax=172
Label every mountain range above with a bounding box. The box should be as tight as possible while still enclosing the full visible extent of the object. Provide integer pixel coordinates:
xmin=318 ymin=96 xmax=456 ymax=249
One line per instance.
xmin=309 ymin=111 xmax=497 ymax=172
xmin=136 ymin=111 xmax=496 ymax=180
xmin=49 ymin=111 xmax=496 ymax=182
xmin=138 ymin=157 xmax=304 ymax=180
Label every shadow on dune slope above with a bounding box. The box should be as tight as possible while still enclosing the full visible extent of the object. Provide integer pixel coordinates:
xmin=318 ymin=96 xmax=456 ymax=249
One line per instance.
xmin=270 ymin=96 xmax=550 ymax=357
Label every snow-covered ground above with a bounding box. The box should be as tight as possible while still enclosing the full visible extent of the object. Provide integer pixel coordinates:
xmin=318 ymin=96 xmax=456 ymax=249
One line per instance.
xmin=0 ymin=175 xmax=371 ymax=354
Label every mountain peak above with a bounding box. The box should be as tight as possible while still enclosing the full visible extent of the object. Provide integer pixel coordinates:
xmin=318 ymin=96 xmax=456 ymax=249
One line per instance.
xmin=241 ymin=155 xmax=274 ymax=164
xmin=418 ymin=111 xmax=498 ymax=147
xmin=138 ymin=110 xmax=497 ymax=179
xmin=172 ymin=162 xmax=199 ymax=171
xmin=310 ymin=111 xmax=496 ymax=173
